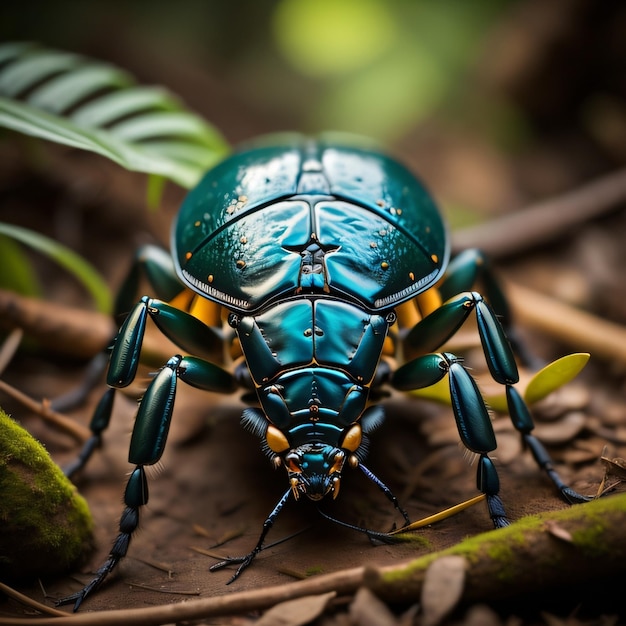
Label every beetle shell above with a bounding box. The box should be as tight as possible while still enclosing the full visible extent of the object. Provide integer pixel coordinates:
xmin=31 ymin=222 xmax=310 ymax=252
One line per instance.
xmin=172 ymin=137 xmax=449 ymax=313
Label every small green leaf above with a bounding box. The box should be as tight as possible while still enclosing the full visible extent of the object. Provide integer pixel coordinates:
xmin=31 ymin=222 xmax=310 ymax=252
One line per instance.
xmin=0 ymin=223 xmax=111 ymax=313
xmin=524 ymin=353 xmax=590 ymax=405
xmin=410 ymin=374 xmax=450 ymax=405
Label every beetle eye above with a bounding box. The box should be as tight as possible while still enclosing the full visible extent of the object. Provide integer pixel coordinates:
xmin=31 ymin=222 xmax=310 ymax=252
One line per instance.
xmin=286 ymin=453 xmax=301 ymax=473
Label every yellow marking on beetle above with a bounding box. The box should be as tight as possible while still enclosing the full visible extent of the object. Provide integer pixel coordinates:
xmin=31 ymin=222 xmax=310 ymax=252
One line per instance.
xmin=168 ymin=288 xmax=195 ymax=311
xmin=341 ymin=424 xmax=362 ymax=452
xmin=409 ymin=272 xmax=415 ymax=281
xmin=190 ymin=295 xmax=222 ymax=326
xmin=208 ymin=274 xmax=214 ymax=283
xmin=415 ymin=289 xmax=442 ymax=317
xmin=194 ymin=220 xmax=201 ymax=227
xmin=185 ymin=251 xmax=193 ymax=260
xmin=266 ymin=425 xmax=290 ymax=453
xmin=431 ymin=253 xmax=439 ymax=263
xmin=236 ymin=259 xmax=246 ymax=269
xmin=381 ymin=261 xmax=389 ymax=270
xmin=240 ymin=236 xmax=247 ymax=244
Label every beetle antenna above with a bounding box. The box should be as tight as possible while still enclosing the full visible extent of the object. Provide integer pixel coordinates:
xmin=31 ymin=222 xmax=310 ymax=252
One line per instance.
xmin=317 ymin=508 xmax=398 ymax=544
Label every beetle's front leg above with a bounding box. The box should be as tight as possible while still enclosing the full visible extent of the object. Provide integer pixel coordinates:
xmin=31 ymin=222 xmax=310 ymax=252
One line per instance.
xmin=393 ymin=352 xmax=509 ymax=527
xmin=210 ymin=487 xmax=292 ymax=583
xmin=62 ymin=295 xmax=227 ymax=477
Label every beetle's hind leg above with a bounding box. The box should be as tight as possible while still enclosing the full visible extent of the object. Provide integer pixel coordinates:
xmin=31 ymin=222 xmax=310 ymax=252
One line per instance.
xmin=397 ymin=290 xmax=590 ymax=521
xmin=393 ymin=351 xmax=510 ymax=527
xmin=437 ymin=248 xmax=540 ymax=368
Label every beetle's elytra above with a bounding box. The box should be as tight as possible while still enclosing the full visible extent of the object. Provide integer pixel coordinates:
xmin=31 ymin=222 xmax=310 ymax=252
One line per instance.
xmin=58 ymin=136 xmax=589 ymax=610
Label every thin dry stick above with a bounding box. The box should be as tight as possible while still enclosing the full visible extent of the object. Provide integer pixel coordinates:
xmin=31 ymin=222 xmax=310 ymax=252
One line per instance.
xmin=452 ymin=167 xmax=626 ymax=259
xmin=0 ymin=568 xmax=365 ymax=626
xmin=0 ymin=288 xmax=114 ymax=359
xmin=506 ymin=280 xmax=626 ymax=367
xmin=0 ymin=379 xmax=90 ymax=442
xmin=0 ymin=327 xmax=23 ymax=376
xmin=0 ymin=582 xmax=67 ymax=617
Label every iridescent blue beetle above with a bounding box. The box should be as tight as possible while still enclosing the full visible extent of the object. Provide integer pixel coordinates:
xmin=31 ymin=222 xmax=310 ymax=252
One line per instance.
xmin=59 ymin=136 xmax=588 ymax=609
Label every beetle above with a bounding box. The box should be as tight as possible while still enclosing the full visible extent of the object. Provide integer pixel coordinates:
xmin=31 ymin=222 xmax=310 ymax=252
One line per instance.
xmin=58 ymin=135 xmax=588 ymax=610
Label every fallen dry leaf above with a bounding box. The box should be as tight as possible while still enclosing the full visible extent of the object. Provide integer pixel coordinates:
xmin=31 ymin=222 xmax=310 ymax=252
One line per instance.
xmin=420 ymin=555 xmax=468 ymax=626
xmin=256 ymin=591 xmax=336 ymax=626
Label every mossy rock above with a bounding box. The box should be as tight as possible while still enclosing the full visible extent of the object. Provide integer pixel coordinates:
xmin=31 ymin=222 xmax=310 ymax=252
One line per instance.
xmin=0 ymin=407 xmax=94 ymax=581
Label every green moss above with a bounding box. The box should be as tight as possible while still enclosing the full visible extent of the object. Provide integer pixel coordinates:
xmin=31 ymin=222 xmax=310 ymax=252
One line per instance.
xmin=377 ymin=494 xmax=626 ymax=588
xmin=0 ymin=407 xmax=94 ymax=581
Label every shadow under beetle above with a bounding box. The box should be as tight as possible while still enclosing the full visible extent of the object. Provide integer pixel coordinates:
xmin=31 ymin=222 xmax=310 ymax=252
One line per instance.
xmin=58 ymin=135 xmax=589 ymax=610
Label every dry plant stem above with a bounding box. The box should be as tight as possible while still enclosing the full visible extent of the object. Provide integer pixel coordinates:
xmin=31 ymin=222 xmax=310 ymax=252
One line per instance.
xmin=0 ymin=288 xmax=114 ymax=359
xmin=507 ymin=280 xmax=626 ymax=366
xmin=3 ymin=495 xmax=625 ymax=626
xmin=0 ymin=327 xmax=23 ymax=376
xmin=0 ymin=379 xmax=90 ymax=442
xmin=0 ymin=289 xmax=173 ymax=365
xmin=452 ymin=167 xmax=626 ymax=259
xmin=0 ymin=582 xmax=67 ymax=617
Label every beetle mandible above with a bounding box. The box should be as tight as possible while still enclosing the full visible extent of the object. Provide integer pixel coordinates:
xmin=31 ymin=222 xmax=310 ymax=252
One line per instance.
xmin=58 ymin=136 xmax=589 ymax=610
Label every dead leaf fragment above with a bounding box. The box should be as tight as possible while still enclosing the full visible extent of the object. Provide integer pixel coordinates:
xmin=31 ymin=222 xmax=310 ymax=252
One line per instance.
xmin=421 ymin=555 xmax=468 ymax=626
xmin=601 ymin=455 xmax=626 ymax=480
xmin=256 ymin=591 xmax=336 ymax=626
xmin=545 ymin=519 xmax=573 ymax=543
xmin=350 ymin=587 xmax=400 ymax=626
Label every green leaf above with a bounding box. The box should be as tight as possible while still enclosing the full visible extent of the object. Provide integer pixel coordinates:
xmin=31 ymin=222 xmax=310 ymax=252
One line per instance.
xmin=0 ymin=223 xmax=112 ymax=313
xmin=0 ymin=42 xmax=229 ymax=189
xmin=524 ymin=353 xmax=590 ymax=405
xmin=0 ymin=234 xmax=41 ymax=298
xmin=409 ymin=374 xmax=450 ymax=405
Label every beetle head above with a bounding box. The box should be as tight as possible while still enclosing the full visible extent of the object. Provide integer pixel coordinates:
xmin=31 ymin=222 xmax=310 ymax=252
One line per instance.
xmin=284 ymin=443 xmax=347 ymax=501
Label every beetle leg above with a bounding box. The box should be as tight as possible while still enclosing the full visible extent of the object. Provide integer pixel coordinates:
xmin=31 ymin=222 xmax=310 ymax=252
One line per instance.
xmin=63 ymin=388 xmax=115 ymax=478
xmin=58 ymin=353 xmax=237 ymax=609
xmin=358 ymin=463 xmax=410 ymax=524
xmin=393 ymin=352 xmax=509 ymax=527
xmin=210 ymin=487 xmax=292 ymax=583
xmin=114 ymin=244 xmax=184 ymax=317
xmin=437 ymin=248 xmax=538 ymax=367
xmin=506 ymin=385 xmax=590 ymax=504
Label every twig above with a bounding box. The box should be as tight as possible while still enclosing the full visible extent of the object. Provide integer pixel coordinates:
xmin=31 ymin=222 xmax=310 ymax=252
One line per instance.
xmin=0 ymin=288 xmax=114 ymax=359
xmin=0 ymin=379 xmax=90 ymax=442
xmin=2 ymin=495 xmax=625 ymax=626
xmin=506 ymin=280 xmax=626 ymax=367
xmin=452 ymin=167 xmax=626 ymax=259
xmin=367 ymin=492 xmax=626 ymax=604
xmin=0 ymin=328 xmax=23 ymax=376
xmin=0 ymin=582 xmax=67 ymax=617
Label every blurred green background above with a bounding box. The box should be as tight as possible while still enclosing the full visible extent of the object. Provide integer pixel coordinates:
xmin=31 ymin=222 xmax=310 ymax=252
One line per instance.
xmin=2 ymin=0 xmax=625 ymax=218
